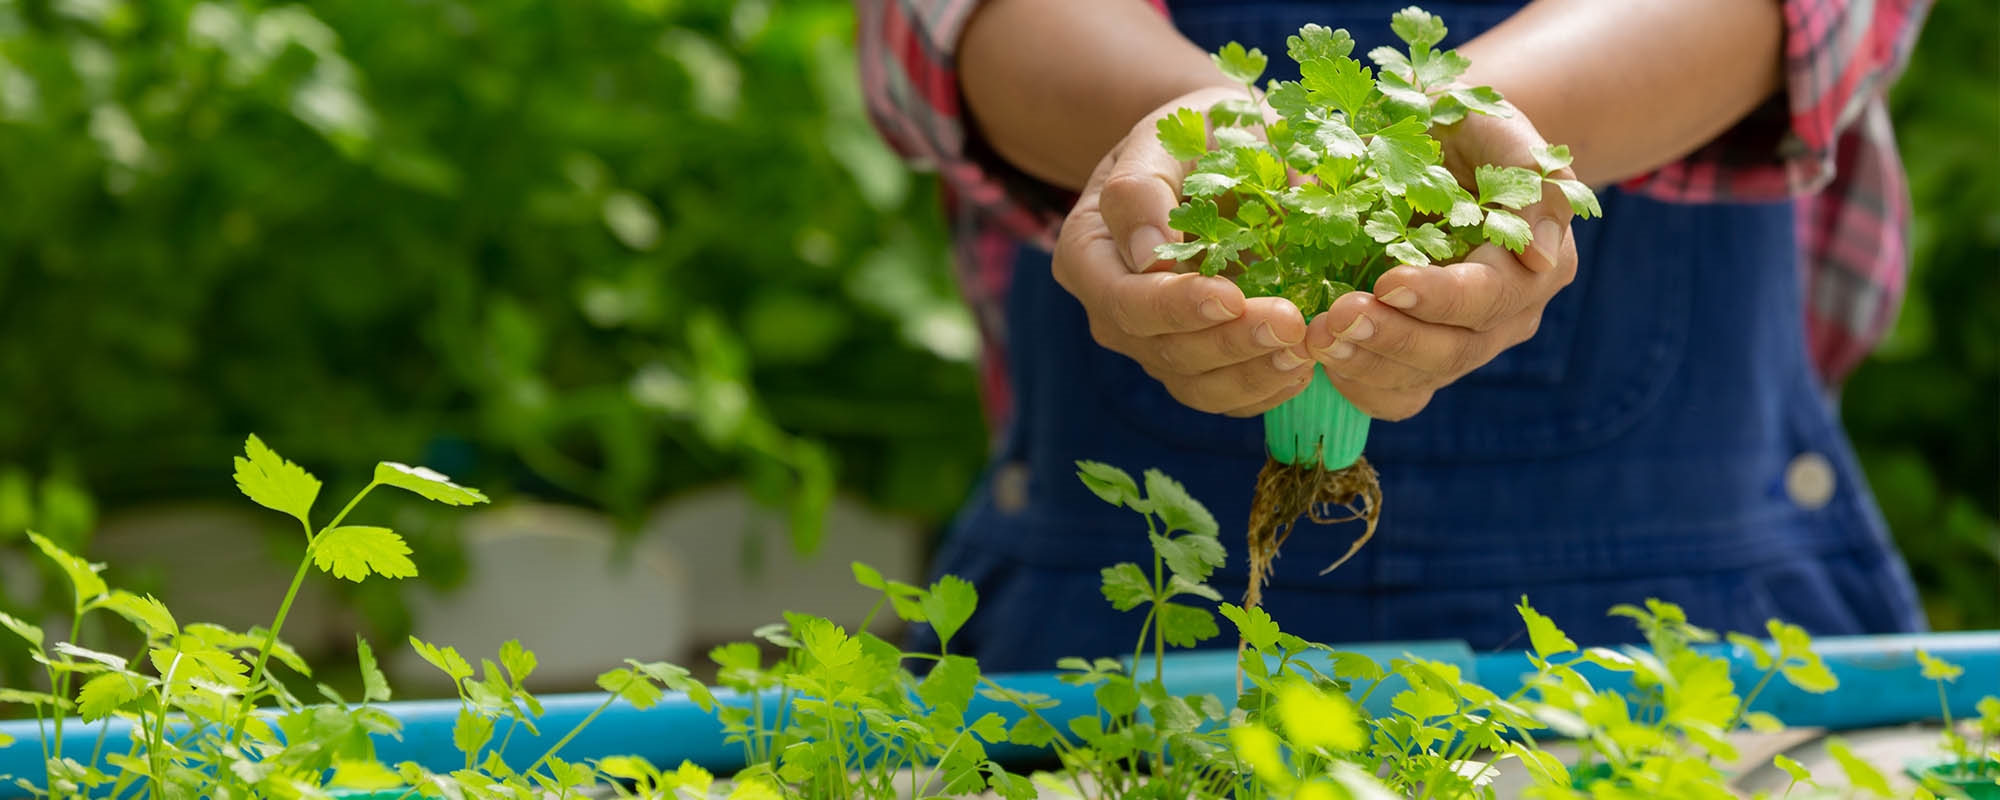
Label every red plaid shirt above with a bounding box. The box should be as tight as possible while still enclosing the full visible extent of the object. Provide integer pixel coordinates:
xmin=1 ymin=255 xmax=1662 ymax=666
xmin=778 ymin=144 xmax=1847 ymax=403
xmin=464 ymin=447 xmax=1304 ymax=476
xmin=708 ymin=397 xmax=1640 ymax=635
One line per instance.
xmin=856 ymin=0 xmax=1933 ymax=428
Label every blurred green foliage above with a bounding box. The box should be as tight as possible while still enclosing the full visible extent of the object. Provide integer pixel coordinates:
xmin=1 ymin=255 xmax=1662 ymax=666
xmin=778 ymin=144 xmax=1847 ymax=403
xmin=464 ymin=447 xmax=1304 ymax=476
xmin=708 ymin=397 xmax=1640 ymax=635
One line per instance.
xmin=0 ymin=0 xmax=988 ymax=535
xmin=1846 ymin=0 xmax=2000 ymax=631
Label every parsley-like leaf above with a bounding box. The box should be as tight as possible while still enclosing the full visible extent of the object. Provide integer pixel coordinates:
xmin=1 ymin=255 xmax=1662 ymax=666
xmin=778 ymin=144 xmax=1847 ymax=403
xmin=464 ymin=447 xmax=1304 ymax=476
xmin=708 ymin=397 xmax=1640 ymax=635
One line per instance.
xmin=1100 ymin=563 xmax=1151 ymax=612
xmin=1365 ymin=116 xmax=1437 ymax=193
xmin=1183 ymin=171 xmax=1239 ymax=198
xmin=375 ymin=462 xmax=488 ymax=506
xmin=1168 ymin=198 xmax=1226 ymax=241
xmin=921 ymin=575 xmax=978 ymax=648
xmin=1143 ymin=468 xmax=1218 ymax=537
xmin=1075 ymin=460 xmax=1145 ymax=510
xmin=312 ymin=526 xmax=418 ymax=582
xmin=1150 ymin=533 xmax=1225 ymax=584
xmin=1213 ymin=42 xmax=1267 ymax=85
xmin=1390 ymin=7 xmax=1447 ymax=51
xmin=356 ymin=636 xmax=392 ymax=703
xmin=1547 ymin=178 xmax=1602 ymax=219
xmin=1476 ymin=164 xmax=1543 ymax=209
xmin=1301 ymin=58 xmax=1374 ymax=117
xmin=233 ymin=434 xmax=320 ymax=523
xmin=77 ymin=673 xmax=141 ymax=722
xmin=1157 ymin=603 xmax=1220 ymax=647
xmin=1286 ymin=24 xmax=1354 ymax=63
xmin=29 ymin=531 xmax=106 ymax=607
xmin=1482 ymin=208 xmax=1531 ymax=253
xmin=1531 ymin=143 xmax=1573 ymax=173
xmin=1156 ymin=108 xmax=1209 ymax=162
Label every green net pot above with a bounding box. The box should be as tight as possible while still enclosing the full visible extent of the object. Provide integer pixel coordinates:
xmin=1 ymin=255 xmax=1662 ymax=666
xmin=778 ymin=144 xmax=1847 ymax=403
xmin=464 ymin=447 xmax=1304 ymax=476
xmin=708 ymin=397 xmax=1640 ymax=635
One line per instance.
xmin=1906 ymin=756 xmax=2000 ymax=799
xmin=1264 ymin=365 xmax=1370 ymax=470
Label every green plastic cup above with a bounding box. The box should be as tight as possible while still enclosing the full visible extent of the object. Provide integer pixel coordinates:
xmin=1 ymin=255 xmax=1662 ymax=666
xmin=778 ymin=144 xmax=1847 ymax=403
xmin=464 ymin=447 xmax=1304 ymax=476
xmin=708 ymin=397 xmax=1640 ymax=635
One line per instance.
xmin=1264 ymin=364 xmax=1370 ymax=470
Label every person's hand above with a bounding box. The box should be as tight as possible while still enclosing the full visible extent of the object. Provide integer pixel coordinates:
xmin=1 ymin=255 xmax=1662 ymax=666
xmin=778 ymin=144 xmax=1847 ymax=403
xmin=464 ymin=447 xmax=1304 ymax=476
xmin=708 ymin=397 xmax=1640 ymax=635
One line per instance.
xmin=1051 ymin=87 xmax=1318 ymax=418
xmin=1306 ymin=104 xmax=1582 ymax=420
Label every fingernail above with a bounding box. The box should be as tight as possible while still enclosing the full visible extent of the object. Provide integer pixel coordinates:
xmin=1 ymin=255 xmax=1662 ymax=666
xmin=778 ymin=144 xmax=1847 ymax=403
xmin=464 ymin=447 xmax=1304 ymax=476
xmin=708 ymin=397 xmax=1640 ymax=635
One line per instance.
xmin=1200 ymin=298 xmax=1237 ymax=322
xmin=1253 ymin=322 xmax=1282 ymax=348
xmin=1327 ymin=341 xmax=1355 ymax=360
xmin=1531 ymin=219 xmax=1562 ymax=269
xmin=1379 ymin=287 xmax=1417 ymax=309
xmin=1338 ymin=314 xmax=1375 ymax=342
xmin=1271 ymin=349 xmax=1309 ymax=370
xmin=1128 ymin=226 xmax=1167 ymax=272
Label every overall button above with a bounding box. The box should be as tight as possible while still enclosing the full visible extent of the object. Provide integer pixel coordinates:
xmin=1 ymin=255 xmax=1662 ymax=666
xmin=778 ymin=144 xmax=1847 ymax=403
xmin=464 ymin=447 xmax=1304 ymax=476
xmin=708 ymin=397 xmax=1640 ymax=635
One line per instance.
xmin=1785 ymin=452 xmax=1836 ymax=510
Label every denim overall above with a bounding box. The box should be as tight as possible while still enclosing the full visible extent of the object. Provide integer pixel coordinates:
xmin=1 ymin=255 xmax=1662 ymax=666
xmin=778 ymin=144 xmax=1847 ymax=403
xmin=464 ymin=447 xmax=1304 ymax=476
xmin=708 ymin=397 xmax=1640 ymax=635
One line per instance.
xmin=910 ymin=0 xmax=1927 ymax=673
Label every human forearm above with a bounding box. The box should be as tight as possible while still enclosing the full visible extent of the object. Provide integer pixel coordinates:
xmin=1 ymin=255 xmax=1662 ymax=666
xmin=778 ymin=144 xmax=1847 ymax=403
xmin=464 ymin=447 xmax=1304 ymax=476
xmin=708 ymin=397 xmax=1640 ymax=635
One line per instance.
xmin=1459 ymin=0 xmax=1785 ymax=187
xmin=957 ymin=0 xmax=1236 ymax=191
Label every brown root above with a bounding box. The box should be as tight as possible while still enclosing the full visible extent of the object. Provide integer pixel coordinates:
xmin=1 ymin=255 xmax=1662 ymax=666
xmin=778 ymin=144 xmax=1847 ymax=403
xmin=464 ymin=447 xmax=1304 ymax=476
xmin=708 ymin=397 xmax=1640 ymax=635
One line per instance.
xmin=1241 ymin=455 xmax=1383 ymax=613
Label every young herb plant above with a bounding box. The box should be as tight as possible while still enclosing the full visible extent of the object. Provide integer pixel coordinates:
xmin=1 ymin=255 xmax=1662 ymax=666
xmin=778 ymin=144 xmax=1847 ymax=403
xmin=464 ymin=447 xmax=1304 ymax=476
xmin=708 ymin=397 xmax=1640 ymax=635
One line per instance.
xmin=1152 ymin=9 xmax=1603 ymax=632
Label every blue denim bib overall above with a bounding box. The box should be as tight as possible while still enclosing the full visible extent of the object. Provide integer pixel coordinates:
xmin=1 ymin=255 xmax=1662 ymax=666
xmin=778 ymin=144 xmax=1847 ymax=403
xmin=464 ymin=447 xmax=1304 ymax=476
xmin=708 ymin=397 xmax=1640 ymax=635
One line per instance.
xmin=910 ymin=0 xmax=1926 ymax=673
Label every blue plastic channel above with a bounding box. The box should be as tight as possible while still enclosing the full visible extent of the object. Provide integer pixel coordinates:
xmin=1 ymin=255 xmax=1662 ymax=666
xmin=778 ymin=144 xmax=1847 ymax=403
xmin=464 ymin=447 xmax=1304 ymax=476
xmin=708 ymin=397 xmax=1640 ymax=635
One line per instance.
xmin=2 ymin=632 xmax=1995 ymax=797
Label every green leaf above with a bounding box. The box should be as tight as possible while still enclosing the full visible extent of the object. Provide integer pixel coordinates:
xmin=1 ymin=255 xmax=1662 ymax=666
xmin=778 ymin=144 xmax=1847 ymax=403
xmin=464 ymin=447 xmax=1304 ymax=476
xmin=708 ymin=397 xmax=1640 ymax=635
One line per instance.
xmin=1447 ymin=85 xmax=1507 ymax=117
xmin=922 ymin=575 xmax=978 ymax=648
xmin=1156 ymin=107 xmax=1209 ymax=162
xmin=1008 ymin=713 xmax=1057 ymax=747
xmin=454 ymin=708 xmax=495 ymax=757
xmin=1365 ymin=117 xmax=1438 ymax=194
xmin=312 ymin=526 xmax=418 ymax=582
xmin=1416 ymin=48 xmax=1471 ymax=87
xmin=233 ymin=434 xmax=320 ymax=523
xmin=1828 ymin=738 xmax=1894 ymax=797
xmin=1165 ymin=574 xmax=1222 ymax=602
xmin=597 ymin=666 xmax=664 ymax=710
xmin=1153 ymin=240 xmax=1208 ymax=263
xmin=1168 ymin=198 xmax=1227 ymax=241
xmin=919 ymin=654 xmax=980 ymax=712
xmin=1266 ymin=80 xmax=1311 ymax=119
xmin=1475 ymin=165 xmax=1543 ymax=209
xmin=1278 ymin=678 xmax=1366 ymax=751
xmin=1385 ymin=241 xmax=1425 ymax=267
xmin=1213 ymin=42 xmax=1267 ymax=85
xmin=1301 ymin=57 xmax=1374 ymax=117
xmin=411 ymin=637 xmax=474 ymax=683
xmin=28 ymin=532 xmax=106 ymax=607
xmin=1774 ymin=753 xmax=1812 ymax=785
xmin=1157 ymin=602 xmax=1219 ymax=647
xmin=96 ymin=591 xmax=176 ymax=639
xmin=1390 ymin=7 xmax=1447 ymax=51
xmin=76 ymin=673 xmax=142 ymax=722
xmin=1182 ymin=171 xmax=1240 ymax=198
xmin=1286 ymin=24 xmax=1354 ymax=63
xmin=0 ymin=611 xmax=45 ymax=649
xmin=1074 ymin=461 xmax=1143 ymax=512
xmin=0 ymin=689 xmax=63 ymax=708
xmin=1727 ymin=632 xmax=1776 ymax=671
xmin=1516 ymin=597 xmax=1577 ymax=660
xmin=375 ymin=462 xmax=489 ymax=506
xmin=1144 ymin=468 xmax=1218 ymax=537
xmin=1407 ymin=224 xmax=1455 ymax=261
xmin=1482 ymin=208 xmax=1531 ymax=253
xmin=1917 ymin=648 xmax=1964 ymax=682
xmin=1093 ymin=679 xmax=1140 ymax=717
xmin=1150 ymin=533 xmax=1226 ymax=585
xmin=1364 ymin=208 xmax=1406 ymax=244
xmin=329 ymin=759 xmax=404 ymax=791
xmin=356 ymin=636 xmax=391 ymax=703
xmin=850 ymin=561 xmax=885 ymax=590
xmin=1220 ymin=603 xmax=1282 ymax=652
xmin=499 ymin=639 xmax=537 ymax=687
xmin=1531 ymin=144 xmax=1573 ymax=174
xmin=1369 ymin=46 xmax=1414 ymax=82
xmin=1100 ymin=563 xmax=1152 ymax=612
xmin=1209 ymin=97 xmax=1262 ymax=127
xmin=1742 ymin=711 xmax=1785 ymax=732
xmin=1547 ymin=178 xmax=1602 ymax=219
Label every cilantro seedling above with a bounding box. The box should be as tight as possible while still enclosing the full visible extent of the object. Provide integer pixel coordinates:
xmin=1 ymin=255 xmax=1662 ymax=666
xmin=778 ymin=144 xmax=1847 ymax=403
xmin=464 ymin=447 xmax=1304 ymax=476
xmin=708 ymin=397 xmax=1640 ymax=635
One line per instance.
xmin=1154 ymin=10 xmax=1603 ymax=643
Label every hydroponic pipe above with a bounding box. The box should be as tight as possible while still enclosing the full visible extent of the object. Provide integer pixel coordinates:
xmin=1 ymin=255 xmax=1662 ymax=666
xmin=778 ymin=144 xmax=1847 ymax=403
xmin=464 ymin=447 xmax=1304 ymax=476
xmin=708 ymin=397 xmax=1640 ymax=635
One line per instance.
xmin=2 ymin=633 xmax=1995 ymax=797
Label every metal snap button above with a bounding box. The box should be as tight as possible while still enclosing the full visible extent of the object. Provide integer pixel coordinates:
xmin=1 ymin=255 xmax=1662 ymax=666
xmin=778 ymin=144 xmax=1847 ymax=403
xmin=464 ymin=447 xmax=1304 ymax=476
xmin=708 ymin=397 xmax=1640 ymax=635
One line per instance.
xmin=992 ymin=462 xmax=1030 ymax=514
xmin=1785 ymin=452 xmax=1836 ymax=511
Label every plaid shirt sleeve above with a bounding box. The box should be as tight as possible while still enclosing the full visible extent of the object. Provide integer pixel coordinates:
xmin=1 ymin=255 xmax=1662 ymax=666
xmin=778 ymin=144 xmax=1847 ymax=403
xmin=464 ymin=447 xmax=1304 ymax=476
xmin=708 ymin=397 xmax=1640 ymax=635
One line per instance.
xmin=857 ymin=0 xmax=1934 ymax=387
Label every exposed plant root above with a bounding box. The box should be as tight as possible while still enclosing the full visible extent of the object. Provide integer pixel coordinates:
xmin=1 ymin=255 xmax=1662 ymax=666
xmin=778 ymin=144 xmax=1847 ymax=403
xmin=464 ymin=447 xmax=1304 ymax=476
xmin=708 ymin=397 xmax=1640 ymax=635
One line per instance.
xmin=1242 ymin=455 xmax=1383 ymax=613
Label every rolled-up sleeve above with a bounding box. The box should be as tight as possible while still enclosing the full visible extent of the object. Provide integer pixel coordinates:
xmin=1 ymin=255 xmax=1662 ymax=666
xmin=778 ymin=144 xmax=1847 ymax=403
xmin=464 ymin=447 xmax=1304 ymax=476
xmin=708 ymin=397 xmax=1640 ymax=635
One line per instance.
xmin=1622 ymin=0 xmax=1934 ymax=202
xmin=854 ymin=0 xmax=1064 ymax=245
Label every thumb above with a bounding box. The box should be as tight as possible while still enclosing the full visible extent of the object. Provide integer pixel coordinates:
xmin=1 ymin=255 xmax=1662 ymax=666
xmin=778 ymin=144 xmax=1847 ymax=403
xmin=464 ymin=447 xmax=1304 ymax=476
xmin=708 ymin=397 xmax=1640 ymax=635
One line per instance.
xmin=1097 ymin=136 xmax=1192 ymax=274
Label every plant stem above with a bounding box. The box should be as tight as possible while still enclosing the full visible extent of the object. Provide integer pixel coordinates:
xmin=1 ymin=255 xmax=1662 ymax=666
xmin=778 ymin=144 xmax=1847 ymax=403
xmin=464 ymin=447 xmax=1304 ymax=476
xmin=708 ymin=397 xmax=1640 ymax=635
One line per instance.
xmin=1727 ymin=665 xmax=1782 ymax=733
xmin=149 ymin=651 xmax=183 ymax=800
xmin=50 ymin=613 xmax=81 ymax=764
xmin=524 ymin=692 xmax=618 ymax=778
xmin=230 ymin=539 xmax=313 ymax=749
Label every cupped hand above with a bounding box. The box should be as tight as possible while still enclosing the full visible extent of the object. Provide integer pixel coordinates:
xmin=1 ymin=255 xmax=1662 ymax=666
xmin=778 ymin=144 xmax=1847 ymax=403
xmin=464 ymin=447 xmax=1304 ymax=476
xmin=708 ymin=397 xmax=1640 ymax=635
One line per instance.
xmin=1308 ymin=104 xmax=1583 ymax=421
xmin=1051 ymin=87 xmax=1318 ymax=417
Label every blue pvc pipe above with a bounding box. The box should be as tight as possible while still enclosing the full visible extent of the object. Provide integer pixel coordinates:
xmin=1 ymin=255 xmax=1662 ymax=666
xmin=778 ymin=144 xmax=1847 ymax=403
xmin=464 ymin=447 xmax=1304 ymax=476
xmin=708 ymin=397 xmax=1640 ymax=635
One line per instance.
xmin=4 ymin=632 xmax=1995 ymax=797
